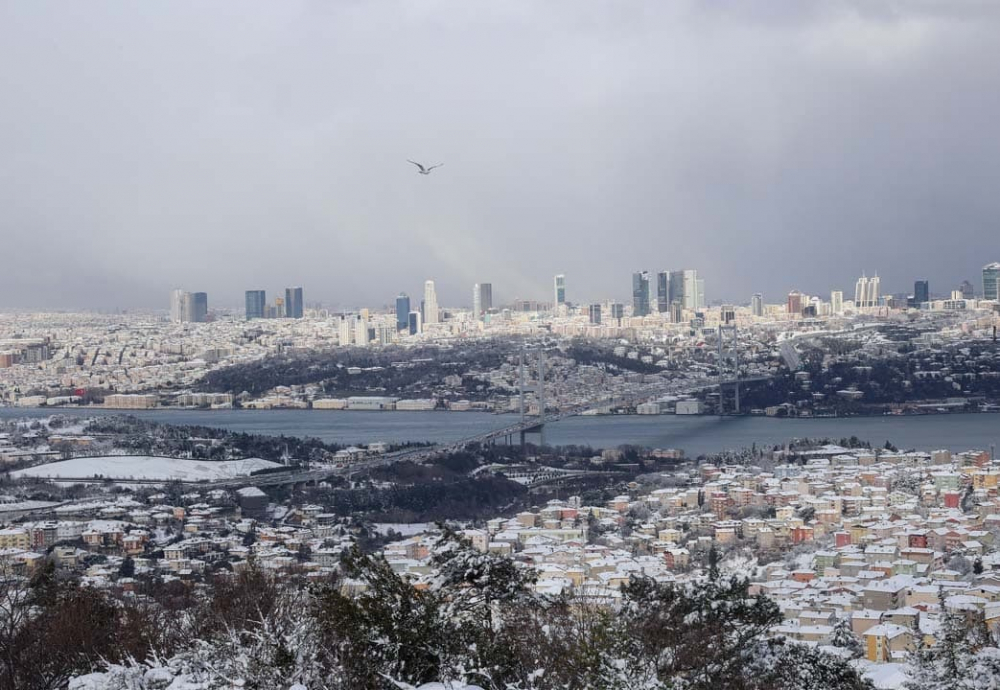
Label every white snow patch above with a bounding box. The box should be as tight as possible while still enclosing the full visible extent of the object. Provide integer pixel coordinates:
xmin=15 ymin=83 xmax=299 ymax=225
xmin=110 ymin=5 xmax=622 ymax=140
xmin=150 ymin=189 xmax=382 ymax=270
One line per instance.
xmin=12 ymin=455 xmax=282 ymax=482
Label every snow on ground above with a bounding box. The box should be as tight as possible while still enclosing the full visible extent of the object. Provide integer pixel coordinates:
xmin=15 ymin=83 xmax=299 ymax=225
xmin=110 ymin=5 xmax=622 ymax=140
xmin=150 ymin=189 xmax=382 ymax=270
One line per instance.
xmin=374 ymin=523 xmax=434 ymax=537
xmin=12 ymin=455 xmax=282 ymax=482
xmin=857 ymin=661 xmax=909 ymax=689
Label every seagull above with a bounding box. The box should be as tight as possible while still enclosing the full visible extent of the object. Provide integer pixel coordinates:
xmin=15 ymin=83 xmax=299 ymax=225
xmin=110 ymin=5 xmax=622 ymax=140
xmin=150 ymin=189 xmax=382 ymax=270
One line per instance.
xmin=407 ymin=159 xmax=443 ymax=175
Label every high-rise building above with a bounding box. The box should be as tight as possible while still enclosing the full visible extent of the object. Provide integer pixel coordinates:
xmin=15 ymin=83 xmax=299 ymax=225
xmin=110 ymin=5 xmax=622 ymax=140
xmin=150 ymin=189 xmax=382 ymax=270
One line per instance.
xmin=395 ymin=293 xmax=411 ymax=330
xmin=831 ymin=290 xmax=844 ymax=315
xmin=786 ymin=291 xmax=803 ymax=315
xmin=170 ymin=290 xmax=207 ymax=322
xmin=473 ymin=283 xmax=492 ymax=320
xmin=338 ymin=316 xmax=352 ymax=346
xmin=588 ymin=304 xmax=602 ymax=325
xmin=681 ymin=270 xmax=702 ymax=310
xmin=855 ymin=274 xmax=880 ymax=308
xmin=553 ymin=275 xmax=566 ymax=308
xmin=656 ymin=271 xmax=670 ymax=313
xmin=423 ymin=280 xmax=439 ymax=324
xmin=190 ymin=292 xmax=208 ymax=323
xmin=669 ymin=301 xmax=683 ymax=323
xmin=354 ymin=314 xmax=369 ymax=346
xmin=984 ymin=263 xmax=1000 ymax=301
xmin=912 ymin=280 xmax=929 ymax=307
xmin=867 ymin=275 xmax=880 ymax=307
xmin=632 ymin=271 xmax=651 ymax=317
xmin=750 ymin=293 xmax=763 ymax=317
xmin=408 ymin=311 xmax=422 ymax=335
xmin=669 ymin=272 xmax=685 ymax=309
xmin=284 ymin=287 xmax=304 ymax=318
xmin=721 ymin=305 xmax=735 ymax=324
xmin=245 ymin=290 xmax=266 ymax=320
xmin=169 ymin=289 xmax=185 ymax=322
xmin=855 ymin=275 xmax=868 ymax=307
xmin=961 ymin=280 xmax=975 ymax=300
xmin=610 ymin=302 xmax=625 ymax=321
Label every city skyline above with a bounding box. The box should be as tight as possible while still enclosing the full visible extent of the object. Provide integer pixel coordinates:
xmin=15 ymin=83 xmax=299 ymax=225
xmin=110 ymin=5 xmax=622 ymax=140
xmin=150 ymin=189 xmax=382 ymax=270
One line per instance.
xmin=167 ymin=263 xmax=998 ymax=317
xmin=3 ymin=3 xmax=1000 ymax=310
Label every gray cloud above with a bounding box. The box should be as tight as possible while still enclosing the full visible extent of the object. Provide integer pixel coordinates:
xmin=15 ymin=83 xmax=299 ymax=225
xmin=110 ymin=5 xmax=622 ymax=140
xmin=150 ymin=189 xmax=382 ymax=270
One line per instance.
xmin=1 ymin=1 xmax=999 ymax=310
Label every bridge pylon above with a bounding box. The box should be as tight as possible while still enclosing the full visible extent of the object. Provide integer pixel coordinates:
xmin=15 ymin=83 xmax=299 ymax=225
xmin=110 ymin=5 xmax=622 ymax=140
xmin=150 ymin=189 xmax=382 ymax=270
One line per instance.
xmin=717 ymin=324 xmax=741 ymax=414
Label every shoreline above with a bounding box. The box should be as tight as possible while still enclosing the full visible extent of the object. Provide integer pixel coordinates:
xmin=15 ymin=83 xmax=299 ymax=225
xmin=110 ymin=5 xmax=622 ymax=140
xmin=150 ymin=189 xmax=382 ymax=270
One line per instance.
xmin=2 ymin=406 xmax=998 ymax=420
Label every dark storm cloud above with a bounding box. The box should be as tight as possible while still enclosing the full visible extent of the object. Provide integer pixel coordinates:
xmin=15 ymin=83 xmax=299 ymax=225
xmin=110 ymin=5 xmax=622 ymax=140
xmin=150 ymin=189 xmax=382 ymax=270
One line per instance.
xmin=1 ymin=1 xmax=998 ymax=310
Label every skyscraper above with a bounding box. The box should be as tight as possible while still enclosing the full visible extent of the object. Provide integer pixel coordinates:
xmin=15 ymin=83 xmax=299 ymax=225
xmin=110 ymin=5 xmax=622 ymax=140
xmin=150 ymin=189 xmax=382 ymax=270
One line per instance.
xmin=284 ymin=287 xmax=304 ymax=318
xmin=190 ymin=292 xmax=208 ymax=323
xmin=984 ymin=263 xmax=1000 ymax=301
xmin=786 ymin=291 xmax=803 ymax=315
xmin=354 ymin=314 xmax=369 ymax=346
xmin=831 ymin=291 xmax=844 ymax=315
xmin=632 ymin=271 xmax=651 ymax=317
xmin=170 ymin=290 xmax=207 ymax=323
xmin=867 ymin=275 xmax=880 ymax=307
xmin=245 ymin=290 xmax=266 ymax=320
xmin=855 ymin=274 xmax=879 ymax=308
xmin=681 ymin=270 xmax=702 ymax=310
xmin=855 ymin=275 xmax=868 ymax=307
xmin=553 ymin=274 xmax=566 ymax=308
xmin=669 ymin=272 xmax=685 ymax=309
xmin=961 ymin=280 xmax=975 ymax=299
xmin=588 ymin=304 xmax=602 ymax=325
xmin=913 ymin=280 xmax=929 ymax=306
xmin=473 ymin=283 xmax=492 ymax=320
xmin=423 ymin=280 xmax=439 ymax=324
xmin=169 ymin=289 xmax=185 ymax=322
xmin=338 ymin=316 xmax=352 ymax=345
xmin=750 ymin=293 xmax=763 ymax=317
xmin=656 ymin=271 xmax=670 ymax=313
xmin=610 ymin=302 xmax=625 ymax=322
xmin=395 ymin=293 xmax=410 ymax=330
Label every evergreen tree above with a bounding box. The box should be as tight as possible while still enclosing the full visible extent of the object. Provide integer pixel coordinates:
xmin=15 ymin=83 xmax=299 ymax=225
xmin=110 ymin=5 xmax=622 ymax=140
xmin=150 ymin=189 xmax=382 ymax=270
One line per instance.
xmin=118 ymin=555 xmax=135 ymax=578
xmin=830 ymin=616 xmax=863 ymax=659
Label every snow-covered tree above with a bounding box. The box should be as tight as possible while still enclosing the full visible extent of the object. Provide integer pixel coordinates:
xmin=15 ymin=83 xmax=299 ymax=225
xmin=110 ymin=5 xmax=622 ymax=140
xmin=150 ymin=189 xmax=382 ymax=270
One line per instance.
xmin=830 ymin=616 xmax=864 ymax=659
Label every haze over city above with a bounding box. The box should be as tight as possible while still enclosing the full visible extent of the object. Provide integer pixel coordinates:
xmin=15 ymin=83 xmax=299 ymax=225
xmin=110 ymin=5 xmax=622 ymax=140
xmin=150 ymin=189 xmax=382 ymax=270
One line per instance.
xmin=2 ymin=1 xmax=1000 ymax=310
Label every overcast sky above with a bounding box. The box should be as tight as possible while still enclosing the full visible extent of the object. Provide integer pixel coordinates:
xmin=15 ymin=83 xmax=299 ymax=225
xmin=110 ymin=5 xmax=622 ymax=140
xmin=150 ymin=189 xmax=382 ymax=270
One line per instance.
xmin=2 ymin=1 xmax=999 ymax=311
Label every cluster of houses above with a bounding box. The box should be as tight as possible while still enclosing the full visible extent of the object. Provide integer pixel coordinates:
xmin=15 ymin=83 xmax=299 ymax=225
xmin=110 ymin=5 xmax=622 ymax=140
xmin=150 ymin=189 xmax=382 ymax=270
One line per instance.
xmin=374 ymin=443 xmax=1000 ymax=682
xmin=0 ymin=490 xmax=356 ymax=584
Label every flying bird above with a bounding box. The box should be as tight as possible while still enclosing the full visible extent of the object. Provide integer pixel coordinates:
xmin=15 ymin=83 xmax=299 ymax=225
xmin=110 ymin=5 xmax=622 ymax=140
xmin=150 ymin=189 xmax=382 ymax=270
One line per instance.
xmin=408 ymin=159 xmax=443 ymax=175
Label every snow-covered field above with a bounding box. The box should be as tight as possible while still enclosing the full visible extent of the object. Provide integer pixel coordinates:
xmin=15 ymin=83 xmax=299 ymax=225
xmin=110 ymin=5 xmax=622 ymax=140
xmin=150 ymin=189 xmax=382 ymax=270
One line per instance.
xmin=12 ymin=455 xmax=282 ymax=482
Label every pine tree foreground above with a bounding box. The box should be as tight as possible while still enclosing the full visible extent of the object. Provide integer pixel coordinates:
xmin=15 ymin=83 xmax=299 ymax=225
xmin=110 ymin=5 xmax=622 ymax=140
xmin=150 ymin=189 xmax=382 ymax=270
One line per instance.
xmin=43 ymin=535 xmax=877 ymax=689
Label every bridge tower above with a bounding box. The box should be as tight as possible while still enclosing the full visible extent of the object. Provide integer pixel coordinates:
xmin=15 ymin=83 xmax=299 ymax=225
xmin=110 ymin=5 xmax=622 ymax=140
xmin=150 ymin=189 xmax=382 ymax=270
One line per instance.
xmin=518 ymin=349 xmax=546 ymax=455
xmin=717 ymin=324 xmax=740 ymax=414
